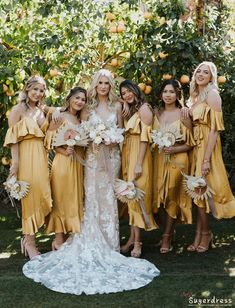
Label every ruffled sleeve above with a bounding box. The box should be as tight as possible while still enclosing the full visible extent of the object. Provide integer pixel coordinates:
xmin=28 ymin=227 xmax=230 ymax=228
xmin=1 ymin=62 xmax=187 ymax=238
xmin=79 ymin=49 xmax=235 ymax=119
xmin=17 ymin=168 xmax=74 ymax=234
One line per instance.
xmin=140 ymin=121 xmax=152 ymax=142
xmin=210 ymin=109 xmax=224 ymax=131
xmin=4 ymin=118 xmax=44 ymax=147
xmin=125 ymin=113 xmax=140 ymax=134
xmin=180 ymin=122 xmax=195 ymax=147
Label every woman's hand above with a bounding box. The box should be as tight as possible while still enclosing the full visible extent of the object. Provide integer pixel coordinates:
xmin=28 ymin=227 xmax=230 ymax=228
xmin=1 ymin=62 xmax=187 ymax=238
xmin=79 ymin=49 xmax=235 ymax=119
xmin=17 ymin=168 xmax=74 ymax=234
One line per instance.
xmin=66 ymin=146 xmax=74 ymax=156
xmin=181 ymin=107 xmax=190 ymax=119
xmin=134 ymin=163 xmax=142 ymax=180
xmin=52 ymin=108 xmax=62 ymax=124
xmin=163 ymin=146 xmax=176 ymax=155
xmin=202 ymin=160 xmax=210 ymax=177
xmin=122 ymin=101 xmax=130 ymax=118
xmin=10 ymin=162 xmax=18 ymax=177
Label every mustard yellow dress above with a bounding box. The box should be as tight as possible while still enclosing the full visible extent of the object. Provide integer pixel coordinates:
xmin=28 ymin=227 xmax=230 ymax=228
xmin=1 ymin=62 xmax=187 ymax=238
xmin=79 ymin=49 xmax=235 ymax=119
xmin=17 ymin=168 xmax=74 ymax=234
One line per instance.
xmin=45 ymin=122 xmax=84 ymax=234
xmin=122 ymin=112 xmax=157 ymax=230
xmin=4 ymin=117 xmax=52 ymax=235
xmin=153 ymin=117 xmax=195 ymax=223
xmin=191 ymin=102 xmax=235 ymax=218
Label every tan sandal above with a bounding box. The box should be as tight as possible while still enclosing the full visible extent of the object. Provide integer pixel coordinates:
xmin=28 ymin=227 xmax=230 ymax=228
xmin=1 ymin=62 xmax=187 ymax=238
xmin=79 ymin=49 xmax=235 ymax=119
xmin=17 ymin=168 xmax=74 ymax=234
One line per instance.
xmin=187 ymin=230 xmax=201 ymax=252
xmin=196 ymin=231 xmax=214 ymax=253
xmin=160 ymin=234 xmax=173 ymax=254
xmin=131 ymin=242 xmax=142 ymax=258
xmin=120 ymin=241 xmax=134 ymax=254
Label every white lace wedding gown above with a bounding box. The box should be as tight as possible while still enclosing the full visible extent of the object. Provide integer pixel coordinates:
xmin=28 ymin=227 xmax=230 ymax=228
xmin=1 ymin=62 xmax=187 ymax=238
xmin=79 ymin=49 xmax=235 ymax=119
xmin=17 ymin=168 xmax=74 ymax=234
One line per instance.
xmin=23 ymin=111 xmax=160 ymax=295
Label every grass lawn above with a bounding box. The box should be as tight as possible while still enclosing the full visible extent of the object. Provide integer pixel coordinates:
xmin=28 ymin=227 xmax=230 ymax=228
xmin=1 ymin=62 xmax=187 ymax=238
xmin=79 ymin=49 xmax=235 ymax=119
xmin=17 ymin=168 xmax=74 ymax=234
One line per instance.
xmin=0 ymin=206 xmax=234 ymax=308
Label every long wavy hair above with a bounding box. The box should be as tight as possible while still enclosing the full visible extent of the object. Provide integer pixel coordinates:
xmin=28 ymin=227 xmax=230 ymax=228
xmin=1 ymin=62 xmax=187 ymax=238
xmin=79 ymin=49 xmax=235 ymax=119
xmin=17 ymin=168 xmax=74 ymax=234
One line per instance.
xmin=87 ymin=69 xmax=119 ymax=110
xmin=62 ymin=86 xmax=87 ymax=119
xmin=159 ymin=79 xmax=183 ymax=109
xmin=189 ymin=61 xmax=218 ymax=104
xmin=119 ymin=79 xmax=147 ymax=118
xmin=17 ymin=76 xmax=47 ymax=108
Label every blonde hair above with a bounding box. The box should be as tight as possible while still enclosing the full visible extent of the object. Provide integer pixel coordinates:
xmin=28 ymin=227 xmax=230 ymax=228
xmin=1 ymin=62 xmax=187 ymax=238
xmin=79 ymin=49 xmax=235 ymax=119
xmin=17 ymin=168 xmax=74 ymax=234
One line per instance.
xmin=17 ymin=76 xmax=47 ymax=108
xmin=87 ymin=69 xmax=119 ymax=110
xmin=189 ymin=61 xmax=218 ymax=104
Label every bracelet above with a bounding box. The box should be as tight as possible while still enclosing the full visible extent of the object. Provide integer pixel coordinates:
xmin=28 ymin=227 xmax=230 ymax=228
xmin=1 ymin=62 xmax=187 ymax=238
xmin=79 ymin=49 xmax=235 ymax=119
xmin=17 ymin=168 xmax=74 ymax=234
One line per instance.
xmin=203 ymin=159 xmax=210 ymax=163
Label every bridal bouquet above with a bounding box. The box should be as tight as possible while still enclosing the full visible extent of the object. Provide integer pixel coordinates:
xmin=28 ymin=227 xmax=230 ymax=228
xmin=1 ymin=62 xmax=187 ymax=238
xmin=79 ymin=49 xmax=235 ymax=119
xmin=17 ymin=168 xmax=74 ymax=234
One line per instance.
xmin=4 ymin=176 xmax=30 ymax=200
xmin=86 ymin=117 xmax=124 ymax=145
xmin=52 ymin=121 xmax=90 ymax=148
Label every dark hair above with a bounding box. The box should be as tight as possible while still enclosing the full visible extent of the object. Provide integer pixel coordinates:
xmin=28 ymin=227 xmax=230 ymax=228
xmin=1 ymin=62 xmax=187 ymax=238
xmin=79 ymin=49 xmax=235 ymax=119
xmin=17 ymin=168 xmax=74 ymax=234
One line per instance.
xmin=62 ymin=86 xmax=87 ymax=118
xmin=119 ymin=79 xmax=146 ymax=118
xmin=159 ymin=79 xmax=183 ymax=109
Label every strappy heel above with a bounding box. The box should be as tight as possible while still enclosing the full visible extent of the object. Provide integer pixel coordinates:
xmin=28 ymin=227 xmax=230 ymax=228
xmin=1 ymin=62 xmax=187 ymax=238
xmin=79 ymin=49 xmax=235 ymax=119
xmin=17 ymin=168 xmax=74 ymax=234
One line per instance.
xmin=131 ymin=242 xmax=142 ymax=258
xmin=160 ymin=234 xmax=173 ymax=254
xmin=21 ymin=236 xmax=40 ymax=259
xmin=120 ymin=241 xmax=134 ymax=254
xmin=196 ymin=231 xmax=214 ymax=253
xmin=187 ymin=230 xmax=201 ymax=252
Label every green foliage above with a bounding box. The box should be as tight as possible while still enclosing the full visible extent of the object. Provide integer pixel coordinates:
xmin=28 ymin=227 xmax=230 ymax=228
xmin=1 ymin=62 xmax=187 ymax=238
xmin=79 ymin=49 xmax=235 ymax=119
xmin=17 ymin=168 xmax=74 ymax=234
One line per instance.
xmin=0 ymin=0 xmax=234 ymax=178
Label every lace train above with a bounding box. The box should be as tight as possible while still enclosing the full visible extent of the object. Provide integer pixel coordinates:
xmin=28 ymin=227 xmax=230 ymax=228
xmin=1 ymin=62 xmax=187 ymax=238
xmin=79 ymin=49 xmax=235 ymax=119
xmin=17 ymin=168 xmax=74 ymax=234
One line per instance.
xmin=22 ymin=111 xmax=160 ymax=294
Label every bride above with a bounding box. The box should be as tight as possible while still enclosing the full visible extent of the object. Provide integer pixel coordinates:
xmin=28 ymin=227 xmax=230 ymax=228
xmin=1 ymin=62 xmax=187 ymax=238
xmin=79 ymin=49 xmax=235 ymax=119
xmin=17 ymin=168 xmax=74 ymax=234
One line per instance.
xmin=23 ymin=69 xmax=160 ymax=295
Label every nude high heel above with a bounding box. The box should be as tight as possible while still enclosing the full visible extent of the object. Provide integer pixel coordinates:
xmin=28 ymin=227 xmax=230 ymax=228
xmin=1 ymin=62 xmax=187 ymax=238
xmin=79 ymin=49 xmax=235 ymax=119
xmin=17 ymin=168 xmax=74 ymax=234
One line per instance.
xmin=21 ymin=236 xmax=40 ymax=259
xmin=131 ymin=242 xmax=142 ymax=258
xmin=196 ymin=231 xmax=214 ymax=253
xmin=187 ymin=230 xmax=201 ymax=252
xmin=160 ymin=234 xmax=173 ymax=254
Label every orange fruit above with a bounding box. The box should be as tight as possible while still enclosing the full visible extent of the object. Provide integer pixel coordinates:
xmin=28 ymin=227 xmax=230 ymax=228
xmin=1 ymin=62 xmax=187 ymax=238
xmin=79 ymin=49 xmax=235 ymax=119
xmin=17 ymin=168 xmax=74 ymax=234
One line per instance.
xmin=144 ymin=85 xmax=152 ymax=95
xmin=3 ymin=84 xmax=8 ymax=92
xmin=110 ymin=58 xmax=118 ymax=67
xmin=143 ymin=12 xmax=153 ymax=19
xmin=109 ymin=25 xmax=117 ymax=33
xmin=159 ymin=52 xmax=169 ymax=59
xmin=49 ymin=69 xmax=59 ymax=77
xmin=180 ymin=75 xmax=190 ymax=84
xmin=6 ymin=91 xmax=15 ymax=97
xmin=163 ymin=74 xmax=172 ymax=80
xmin=1 ymin=157 xmax=10 ymax=166
xmin=217 ymin=76 xmax=226 ymax=84
xmin=106 ymin=12 xmax=116 ymax=21
xmin=146 ymin=79 xmax=152 ymax=85
xmin=138 ymin=83 xmax=146 ymax=92
xmin=117 ymin=24 xmax=125 ymax=33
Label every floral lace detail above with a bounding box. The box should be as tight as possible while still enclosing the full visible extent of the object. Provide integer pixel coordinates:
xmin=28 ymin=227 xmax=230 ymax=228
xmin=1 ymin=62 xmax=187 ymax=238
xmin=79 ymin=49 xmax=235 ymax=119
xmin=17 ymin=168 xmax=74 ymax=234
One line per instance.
xmin=22 ymin=111 xmax=160 ymax=295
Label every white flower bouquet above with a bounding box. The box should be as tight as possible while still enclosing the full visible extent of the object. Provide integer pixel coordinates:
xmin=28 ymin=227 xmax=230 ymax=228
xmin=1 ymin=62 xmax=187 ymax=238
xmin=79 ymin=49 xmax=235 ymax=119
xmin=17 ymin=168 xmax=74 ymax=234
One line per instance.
xmin=4 ymin=176 xmax=30 ymax=200
xmin=86 ymin=117 xmax=124 ymax=145
xmin=152 ymin=124 xmax=183 ymax=162
xmin=52 ymin=121 xmax=90 ymax=148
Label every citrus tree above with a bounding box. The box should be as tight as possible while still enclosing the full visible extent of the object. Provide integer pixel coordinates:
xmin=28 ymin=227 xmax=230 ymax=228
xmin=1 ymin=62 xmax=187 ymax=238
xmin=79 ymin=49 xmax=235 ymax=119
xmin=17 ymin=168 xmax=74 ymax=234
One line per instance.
xmin=0 ymin=0 xmax=234 ymax=186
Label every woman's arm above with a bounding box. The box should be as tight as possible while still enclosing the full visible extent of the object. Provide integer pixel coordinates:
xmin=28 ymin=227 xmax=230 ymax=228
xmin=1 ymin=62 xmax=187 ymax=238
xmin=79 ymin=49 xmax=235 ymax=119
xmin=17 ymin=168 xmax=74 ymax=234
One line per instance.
xmin=8 ymin=105 xmax=22 ymax=176
xmin=55 ymin=146 xmax=74 ymax=156
xmin=116 ymin=101 xmax=124 ymax=128
xmin=201 ymin=90 xmax=222 ymax=176
xmin=134 ymin=104 xmax=152 ymax=179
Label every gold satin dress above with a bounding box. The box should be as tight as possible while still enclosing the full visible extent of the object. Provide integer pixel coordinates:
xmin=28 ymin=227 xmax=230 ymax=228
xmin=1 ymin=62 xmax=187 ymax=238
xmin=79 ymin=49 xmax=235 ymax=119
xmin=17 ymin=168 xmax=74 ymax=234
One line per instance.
xmin=153 ymin=117 xmax=194 ymax=223
xmin=4 ymin=117 xmax=52 ymax=235
xmin=45 ymin=122 xmax=84 ymax=234
xmin=122 ymin=112 xmax=157 ymax=230
xmin=191 ymin=101 xmax=235 ymax=218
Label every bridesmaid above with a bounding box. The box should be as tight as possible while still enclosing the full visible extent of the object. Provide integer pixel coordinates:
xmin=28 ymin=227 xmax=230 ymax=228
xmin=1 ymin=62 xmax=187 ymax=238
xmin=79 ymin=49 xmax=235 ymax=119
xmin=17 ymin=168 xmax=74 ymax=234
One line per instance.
xmin=120 ymin=79 xmax=157 ymax=258
xmin=153 ymin=79 xmax=194 ymax=253
xmin=186 ymin=61 xmax=235 ymax=252
xmin=4 ymin=76 xmax=52 ymax=259
xmin=45 ymin=87 xmax=86 ymax=250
